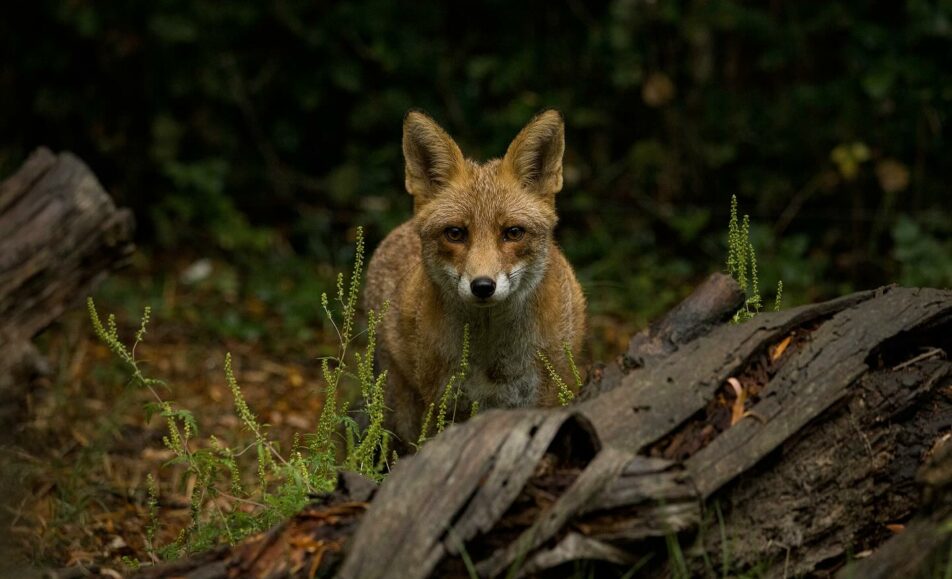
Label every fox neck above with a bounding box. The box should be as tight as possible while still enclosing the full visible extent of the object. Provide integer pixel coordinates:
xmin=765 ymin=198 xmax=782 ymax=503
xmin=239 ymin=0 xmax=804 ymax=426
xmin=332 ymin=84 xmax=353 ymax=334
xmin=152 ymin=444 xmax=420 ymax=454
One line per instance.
xmin=430 ymin=251 xmax=551 ymax=409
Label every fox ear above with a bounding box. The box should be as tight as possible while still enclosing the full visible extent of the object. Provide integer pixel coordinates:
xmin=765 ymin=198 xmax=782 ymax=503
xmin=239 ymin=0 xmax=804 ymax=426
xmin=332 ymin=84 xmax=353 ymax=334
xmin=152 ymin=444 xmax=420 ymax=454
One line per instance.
xmin=403 ymin=111 xmax=466 ymax=206
xmin=502 ymin=109 xmax=565 ymax=197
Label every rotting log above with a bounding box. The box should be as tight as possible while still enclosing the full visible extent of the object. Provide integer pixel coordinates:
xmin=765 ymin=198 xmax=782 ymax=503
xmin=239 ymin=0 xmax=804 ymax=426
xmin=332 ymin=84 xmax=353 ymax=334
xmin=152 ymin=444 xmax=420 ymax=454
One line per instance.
xmin=131 ymin=279 xmax=952 ymax=579
xmin=0 ymin=147 xmax=135 ymax=426
xmin=580 ymin=271 xmax=745 ymax=400
xmin=836 ymin=434 xmax=952 ymax=578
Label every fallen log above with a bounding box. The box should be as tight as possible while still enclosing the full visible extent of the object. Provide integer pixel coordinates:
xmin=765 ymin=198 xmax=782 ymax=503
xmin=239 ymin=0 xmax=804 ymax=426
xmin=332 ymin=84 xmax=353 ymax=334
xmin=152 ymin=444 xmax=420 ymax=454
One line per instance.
xmin=132 ymin=280 xmax=952 ymax=578
xmin=836 ymin=433 xmax=952 ymax=578
xmin=0 ymin=147 xmax=135 ymax=426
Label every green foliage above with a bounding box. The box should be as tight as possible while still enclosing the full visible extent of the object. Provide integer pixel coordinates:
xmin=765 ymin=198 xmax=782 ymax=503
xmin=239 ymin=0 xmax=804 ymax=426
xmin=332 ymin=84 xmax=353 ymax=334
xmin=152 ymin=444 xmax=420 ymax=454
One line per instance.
xmin=144 ymin=474 xmax=159 ymax=563
xmin=563 ymin=342 xmax=584 ymax=394
xmin=87 ymin=299 xmax=162 ymax=390
xmin=86 ymin=227 xmax=392 ymax=560
xmin=727 ymin=195 xmax=783 ymax=323
xmin=665 ymin=532 xmax=690 ymax=579
xmin=538 ymin=343 xmax=584 ymax=406
xmin=417 ymin=402 xmax=436 ymax=448
xmin=892 ymin=214 xmax=952 ymax=288
xmin=3 ymin=1 xmax=948 ymax=315
xmin=346 ymin=303 xmax=391 ymax=475
xmin=436 ymin=324 xmax=471 ymax=436
xmin=416 ymin=324 xmax=474 ymax=447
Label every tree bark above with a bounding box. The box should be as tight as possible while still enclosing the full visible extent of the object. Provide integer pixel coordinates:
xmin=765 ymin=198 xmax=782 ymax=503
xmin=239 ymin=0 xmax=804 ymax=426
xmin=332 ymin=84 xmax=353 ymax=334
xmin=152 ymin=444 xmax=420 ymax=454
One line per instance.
xmin=134 ymin=280 xmax=952 ymax=579
xmin=0 ymin=147 xmax=135 ymax=425
xmin=836 ymin=435 xmax=952 ymax=578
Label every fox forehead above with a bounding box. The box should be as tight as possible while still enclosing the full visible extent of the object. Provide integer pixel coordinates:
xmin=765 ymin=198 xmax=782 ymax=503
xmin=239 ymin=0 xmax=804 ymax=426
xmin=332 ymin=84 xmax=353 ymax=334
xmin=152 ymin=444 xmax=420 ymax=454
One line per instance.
xmin=416 ymin=159 xmax=557 ymax=235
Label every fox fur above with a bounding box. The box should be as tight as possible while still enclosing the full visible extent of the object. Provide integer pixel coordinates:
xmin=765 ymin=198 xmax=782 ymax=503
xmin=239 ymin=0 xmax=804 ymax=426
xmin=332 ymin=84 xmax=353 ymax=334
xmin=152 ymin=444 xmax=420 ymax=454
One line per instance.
xmin=364 ymin=109 xmax=586 ymax=448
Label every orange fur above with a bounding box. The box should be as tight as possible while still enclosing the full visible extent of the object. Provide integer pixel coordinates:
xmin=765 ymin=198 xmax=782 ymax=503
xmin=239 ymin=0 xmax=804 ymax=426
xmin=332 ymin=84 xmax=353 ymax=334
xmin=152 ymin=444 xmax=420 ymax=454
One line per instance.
xmin=365 ymin=110 xmax=586 ymax=449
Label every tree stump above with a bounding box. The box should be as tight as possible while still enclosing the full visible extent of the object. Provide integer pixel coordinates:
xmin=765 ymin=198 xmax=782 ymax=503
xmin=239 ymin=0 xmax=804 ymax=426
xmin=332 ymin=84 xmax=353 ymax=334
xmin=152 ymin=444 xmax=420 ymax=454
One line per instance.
xmin=0 ymin=147 xmax=135 ymax=426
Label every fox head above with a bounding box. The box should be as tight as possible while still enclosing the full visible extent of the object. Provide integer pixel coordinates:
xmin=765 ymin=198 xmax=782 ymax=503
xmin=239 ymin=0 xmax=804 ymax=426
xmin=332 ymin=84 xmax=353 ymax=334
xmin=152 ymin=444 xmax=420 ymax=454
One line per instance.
xmin=403 ymin=110 xmax=565 ymax=308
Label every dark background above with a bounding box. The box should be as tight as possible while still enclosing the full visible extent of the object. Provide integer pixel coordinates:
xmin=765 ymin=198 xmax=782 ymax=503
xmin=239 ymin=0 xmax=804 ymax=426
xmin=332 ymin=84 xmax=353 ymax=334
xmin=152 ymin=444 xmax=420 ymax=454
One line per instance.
xmin=2 ymin=0 xmax=950 ymax=342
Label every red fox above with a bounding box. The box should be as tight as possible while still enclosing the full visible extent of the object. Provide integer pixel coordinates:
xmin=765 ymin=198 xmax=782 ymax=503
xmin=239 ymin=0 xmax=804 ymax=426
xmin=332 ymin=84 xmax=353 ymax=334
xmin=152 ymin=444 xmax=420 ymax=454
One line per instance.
xmin=365 ymin=110 xmax=586 ymax=447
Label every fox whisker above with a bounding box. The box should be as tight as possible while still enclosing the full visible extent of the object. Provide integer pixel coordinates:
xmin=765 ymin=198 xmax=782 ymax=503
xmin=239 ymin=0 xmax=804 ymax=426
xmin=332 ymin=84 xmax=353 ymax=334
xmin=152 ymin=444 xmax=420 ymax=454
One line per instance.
xmin=508 ymin=266 xmax=527 ymax=281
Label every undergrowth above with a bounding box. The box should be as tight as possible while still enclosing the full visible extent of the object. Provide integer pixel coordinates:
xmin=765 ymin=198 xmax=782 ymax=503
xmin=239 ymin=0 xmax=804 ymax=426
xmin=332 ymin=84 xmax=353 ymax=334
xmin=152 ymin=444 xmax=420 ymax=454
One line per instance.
xmin=417 ymin=323 xmax=472 ymax=447
xmin=727 ymin=195 xmax=783 ymax=322
xmin=86 ymin=226 xmax=401 ymax=561
xmin=538 ymin=343 xmax=584 ymax=405
xmin=87 ymin=223 xmax=590 ymax=566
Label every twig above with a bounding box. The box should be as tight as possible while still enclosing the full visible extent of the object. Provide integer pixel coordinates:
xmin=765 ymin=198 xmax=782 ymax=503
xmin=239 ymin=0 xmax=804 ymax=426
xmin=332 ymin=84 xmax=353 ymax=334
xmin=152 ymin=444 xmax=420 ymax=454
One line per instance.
xmin=891 ymin=347 xmax=945 ymax=371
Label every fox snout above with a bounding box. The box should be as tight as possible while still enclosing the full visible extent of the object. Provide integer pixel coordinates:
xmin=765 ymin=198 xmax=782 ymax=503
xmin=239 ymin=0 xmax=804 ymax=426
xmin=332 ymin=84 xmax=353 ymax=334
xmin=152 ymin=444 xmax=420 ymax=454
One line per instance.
xmin=470 ymin=277 xmax=496 ymax=298
xmin=452 ymin=266 xmax=517 ymax=305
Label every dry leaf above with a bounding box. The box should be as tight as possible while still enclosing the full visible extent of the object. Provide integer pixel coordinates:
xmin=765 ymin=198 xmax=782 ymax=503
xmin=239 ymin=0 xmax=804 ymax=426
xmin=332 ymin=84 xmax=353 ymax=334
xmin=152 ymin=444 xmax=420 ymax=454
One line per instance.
xmin=288 ymin=367 xmax=304 ymax=388
xmin=771 ymin=336 xmax=793 ymax=361
xmin=727 ymin=377 xmax=745 ymax=426
xmin=886 ymin=523 xmax=905 ymax=534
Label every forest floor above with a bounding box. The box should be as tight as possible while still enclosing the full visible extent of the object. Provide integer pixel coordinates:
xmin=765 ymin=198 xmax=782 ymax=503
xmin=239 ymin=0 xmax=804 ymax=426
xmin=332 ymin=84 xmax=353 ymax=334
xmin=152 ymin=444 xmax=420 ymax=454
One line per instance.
xmin=2 ymin=251 xmax=639 ymax=574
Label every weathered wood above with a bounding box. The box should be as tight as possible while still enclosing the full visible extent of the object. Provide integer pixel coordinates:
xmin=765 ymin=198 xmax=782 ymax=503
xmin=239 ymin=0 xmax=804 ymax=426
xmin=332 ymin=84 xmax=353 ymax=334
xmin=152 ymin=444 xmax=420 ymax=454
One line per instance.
xmin=340 ymin=410 xmax=577 ymax=579
xmin=131 ymin=285 xmax=952 ymax=579
xmin=700 ymin=356 xmax=952 ymax=576
xmin=577 ymin=288 xmax=879 ymax=450
xmin=0 ymin=148 xmax=135 ymax=340
xmin=578 ymin=457 xmax=698 ymax=541
xmin=836 ymin=435 xmax=952 ymax=578
xmin=475 ymin=446 xmax=631 ymax=578
xmin=625 ymin=272 xmax=745 ymax=368
xmin=686 ymin=287 xmax=952 ymax=498
xmin=343 ymin=287 xmax=951 ymax=578
xmin=581 ymin=272 xmax=744 ymax=399
xmin=0 ymin=147 xmax=134 ymax=424
xmin=521 ymin=532 xmax=639 ymax=575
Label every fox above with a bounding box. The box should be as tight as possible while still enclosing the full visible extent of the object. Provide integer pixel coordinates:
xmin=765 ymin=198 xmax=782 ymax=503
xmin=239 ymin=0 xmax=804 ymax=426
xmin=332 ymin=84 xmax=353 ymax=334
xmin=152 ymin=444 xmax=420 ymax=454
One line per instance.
xmin=364 ymin=109 xmax=586 ymax=448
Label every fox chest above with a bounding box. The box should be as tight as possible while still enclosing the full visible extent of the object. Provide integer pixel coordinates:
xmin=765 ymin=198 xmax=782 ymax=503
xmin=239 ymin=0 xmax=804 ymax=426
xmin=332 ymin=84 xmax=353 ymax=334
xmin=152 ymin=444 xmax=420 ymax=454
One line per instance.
xmin=440 ymin=323 xmax=541 ymax=409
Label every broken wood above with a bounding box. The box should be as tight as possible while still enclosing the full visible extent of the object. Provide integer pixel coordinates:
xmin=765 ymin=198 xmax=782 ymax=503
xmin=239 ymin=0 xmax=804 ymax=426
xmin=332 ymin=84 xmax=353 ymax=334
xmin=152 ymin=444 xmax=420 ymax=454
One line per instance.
xmin=0 ymin=147 xmax=135 ymax=425
xmin=836 ymin=432 xmax=952 ymax=578
xmin=132 ymin=280 xmax=952 ymax=578
xmin=581 ymin=271 xmax=745 ymax=400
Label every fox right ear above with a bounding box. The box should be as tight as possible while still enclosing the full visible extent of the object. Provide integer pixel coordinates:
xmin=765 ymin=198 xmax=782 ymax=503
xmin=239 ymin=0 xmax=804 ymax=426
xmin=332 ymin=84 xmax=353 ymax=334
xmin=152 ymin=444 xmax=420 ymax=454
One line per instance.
xmin=501 ymin=109 xmax=565 ymax=199
xmin=402 ymin=111 xmax=466 ymax=207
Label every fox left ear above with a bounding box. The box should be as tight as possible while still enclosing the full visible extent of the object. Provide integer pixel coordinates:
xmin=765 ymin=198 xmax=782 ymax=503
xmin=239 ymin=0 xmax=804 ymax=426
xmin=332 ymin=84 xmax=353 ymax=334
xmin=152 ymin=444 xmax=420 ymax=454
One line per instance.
xmin=403 ymin=110 xmax=467 ymax=209
xmin=502 ymin=109 xmax=565 ymax=198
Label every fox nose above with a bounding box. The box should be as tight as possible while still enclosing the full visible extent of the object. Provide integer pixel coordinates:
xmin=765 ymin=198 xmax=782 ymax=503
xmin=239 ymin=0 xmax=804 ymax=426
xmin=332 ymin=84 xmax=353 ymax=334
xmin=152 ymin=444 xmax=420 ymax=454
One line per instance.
xmin=470 ymin=277 xmax=496 ymax=299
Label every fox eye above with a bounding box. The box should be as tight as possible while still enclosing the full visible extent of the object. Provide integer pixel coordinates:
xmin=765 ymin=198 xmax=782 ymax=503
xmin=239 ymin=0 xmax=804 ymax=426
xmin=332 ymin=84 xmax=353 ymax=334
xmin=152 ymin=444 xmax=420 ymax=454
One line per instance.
xmin=444 ymin=227 xmax=467 ymax=243
xmin=503 ymin=226 xmax=525 ymax=242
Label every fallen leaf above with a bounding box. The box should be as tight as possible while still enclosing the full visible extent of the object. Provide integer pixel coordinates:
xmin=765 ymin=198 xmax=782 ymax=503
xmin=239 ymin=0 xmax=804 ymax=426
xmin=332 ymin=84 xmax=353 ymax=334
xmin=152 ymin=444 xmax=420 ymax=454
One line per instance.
xmin=727 ymin=377 xmax=745 ymax=426
xmin=288 ymin=368 xmax=304 ymax=387
xmin=771 ymin=336 xmax=793 ymax=361
xmin=886 ymin=523 xmax=905 ymax=534
xmin=107 ymin=535 xmax=128 ymax=550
